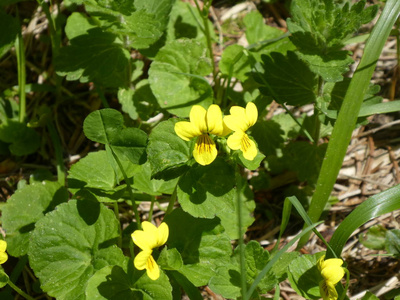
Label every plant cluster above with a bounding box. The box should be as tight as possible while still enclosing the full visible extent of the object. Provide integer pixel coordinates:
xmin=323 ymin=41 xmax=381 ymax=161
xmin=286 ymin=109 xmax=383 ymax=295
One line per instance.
xmin=1 ymin=0 xmax=400 ymax=299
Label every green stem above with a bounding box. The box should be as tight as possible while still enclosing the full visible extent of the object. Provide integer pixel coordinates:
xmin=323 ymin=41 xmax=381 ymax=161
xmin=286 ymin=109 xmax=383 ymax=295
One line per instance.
xmin=148 ymin=196 xmax=155 ymax=221
xmin=297 ymin=0 xmax=400 ymax=249
xmin=235 ymin=167 xmax=247 ymax=299
xmin=110 ymin=148 xmax=141 ymax=229
xmin=7 ymin=279 xmax=35 ymax=300
xmin=15 ymin=10 xmax=26 ymax=123
xmin=165 ymin=185 xmax=178 ymax=215
xmin=96 ymin=86 xmax=110 ymax=108
xmin=47 ymin=122 xmax=65 ymax=186
xmin=113 ymin=201 xmax=122 ymax=247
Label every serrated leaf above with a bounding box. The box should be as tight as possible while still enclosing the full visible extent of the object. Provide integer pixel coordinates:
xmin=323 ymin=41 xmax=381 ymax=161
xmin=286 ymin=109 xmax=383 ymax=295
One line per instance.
xmin=2 ymin=181 xmax=68 ymax=257
xmin=85 ymin=264 xmax=172 ymax=300
xmin=149 ymin=38 xmax=213 ymax=117
xmin=177 ymin=158 xmax=235 ymax=219
xmin=83 ymin=108 xmax=147 ymax=164
xmin=0 ymin=11 xmax=19 ymax=59
xmin=258 ymin=51 xmax=317 ymax=106
xmin=28 ymin=200 xmax=126 ymax=300
xmin=297 ymin=51 xmax=353 ymax=82
xmin=147 ymin=119 xmax=191 ymax=180
xmin=56 ymin=13 xmax=130 ymax=88
xmin=287 ymin=253 xmax=324 ymax=299
xmin=0 ymin=120 xmax=40 ymax=156
xmin=164 ymin=208 xmax=232 ymax=287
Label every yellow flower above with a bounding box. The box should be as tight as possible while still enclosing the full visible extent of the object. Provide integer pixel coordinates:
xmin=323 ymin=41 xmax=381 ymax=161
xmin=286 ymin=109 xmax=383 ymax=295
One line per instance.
xmin=224 ymin=102 xmax=258 ymax=160
xmin=317 ymin=255 xmax=345 ymax=300
xmin=0 ymin=240 xmax=8 ymax=264
xmin=131 ymin=221 xmax=169 ymax=280
xmin=175 ymin=105 xmax=230 ymax=166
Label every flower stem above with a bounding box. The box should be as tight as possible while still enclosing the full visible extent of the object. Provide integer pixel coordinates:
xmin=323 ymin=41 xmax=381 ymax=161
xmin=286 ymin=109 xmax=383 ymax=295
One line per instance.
xmin=165 ymin=185 xmax=178 ymax=215
xmin=47 ymin=121 xmax=65 ymax=186
xmin=15 ymin=9 xmax=26 ymax=123
xmin=7 ymin=280 xmax=35 ymax=300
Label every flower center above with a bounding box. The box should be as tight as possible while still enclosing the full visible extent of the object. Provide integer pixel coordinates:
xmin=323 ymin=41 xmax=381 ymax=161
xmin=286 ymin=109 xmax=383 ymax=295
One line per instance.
xmin=240 ymin=133 xmax=251 ymax=151
xmin=197 ymin=134 xmax=214 ymax=155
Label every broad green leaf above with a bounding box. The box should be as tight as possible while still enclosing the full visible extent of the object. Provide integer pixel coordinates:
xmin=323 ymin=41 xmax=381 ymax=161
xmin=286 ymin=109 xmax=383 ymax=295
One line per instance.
xmin=236 ymin=148 xmax=265 ymax=171
xmin=244 ymin=11 xmax=284 ymax=45
xmin=0 ymin=120 xmax=40 ymax=156
xmin=287 ymin=253 xmax=324 ymax=299
xmin=219 ymin=45 xmax=253 ymax=82
xmin=28 ymin=200 xmax=126 ymax=300
xmin=252 ymin=120 xmax=285 ymax=157
xmin=118 ymin=79 xmax=159 ymax=121
xmin=158 ymin=248 xmax=183 ymax=271
xmin=56 ymin=13 xmax=131 ymax=88
xmin=258 ymin=51 xmax=317 ymax=106
xmin=385 ymin=230 xmax=400 ymax=256
xmin=361 ymin=291 xmax=379 ymax=300
xmin=270 ymin=252 xmax=300 ymax=282
xmin=86 ymin=264 xmax=172 ymax=300
xmin=328 ymin=184 xmax=400 ymax=258
xmin=164 ymin=208 xmax=232 ymax=287
xmin=0 ymin=11 xmax=19 ymax=59
xmin=147 ymin=119 xmax=191 ymax=180
xmin=297 ymin=51 xmax=353 ymax=82
xmin=0 ymin=267 xmax=8 ymax=289
xmin=359 ymin=225 xmax=387 ymax=250
xmin=2 ymin=181 xmax=68 ymax=257
xmin=148 ymin=38 xmax=213 ymax=117
xmin=177 ymin=158 xmax=235 ymax=219
xmin=168 ymin=271 xmax=203 ymax=300
xmin=131 ymin=162 xmax=179 ymax=195
xmin=166 ymin=1 xmax=215 ymax=44
xmin=83 ymin=108 xmax=147 ymax=164
xmin=209 ymin=241 xmax=277 ymax=299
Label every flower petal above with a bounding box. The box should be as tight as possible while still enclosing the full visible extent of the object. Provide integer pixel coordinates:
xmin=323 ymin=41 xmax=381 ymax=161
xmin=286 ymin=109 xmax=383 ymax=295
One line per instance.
xmin=190 ymin=105 xmax=207 ymax=134
xmin=134 ymin=249 xmax=152 ymax=270
xmin=175 ymin=121 xmax=201 ymax=141
xmin=227 ymin=131 xmax=245 ymax=150
xmin=0 ymin=240 xmax=6 ymax=252
xmin=131 ymin=230 xmax=152 ymax=251
xmin=319 ymin=280 xmax=338 ymax=300
xmin=146 ymin=254 xmax=160 ymax=280
xmin=241 ymin=134 xmax=257 ymax=161
xmin=0 ymin=252 xmax=7 ymax=265
xmin=230 ymin=106 xmax=246 ymax=118
xmin=193 ymin=134 xmax=217 ymax=165
xmin=155 ymin=222 xmax=169 ymax=248
xmin=224 ymin=115 xmax=247 ymax=132
xmin=321 ymin=265 xmax=345 ymax=285
xmin=206 ymin=104 xmax=224 ymax=136
xmin=245 ymin=102 xmax=258 ymax=128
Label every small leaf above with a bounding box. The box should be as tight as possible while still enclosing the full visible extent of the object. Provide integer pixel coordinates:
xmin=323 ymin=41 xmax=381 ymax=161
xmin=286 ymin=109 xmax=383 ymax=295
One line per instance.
xmin=0 ymin=266 xmax=9 ymax=288
xmin=2 ymin=181 xmax=68 ymax=257
xmin=359 ymin=225 xmax=387 ymax=250
xmin=28 ymin=200 xmax=126 ymax=300
xmin=147 ymin=119 xmax=191 ymax=180
xmin=158 ymin=248 xmax=183 ymax=271
xmin=244 ymin=11 xmax=286 ymax=45
xmin=177 ymin=158 xmax=235 ymax=219
xmin=258 ymin=51 xmax=317 ymax=106
xmin=86 ymin=264 xmax=173 ymax=300
xmin=385 ymin=229 xmax=400 ymax=256
xmin=149 ymin=38 xmax=213 ymax=117
xmin=0 ymin=11 xmax=19 ymax=59
xmin=0 ymin=120 xmax=40 ymax=156
xmin=361 ymin=291 xmax=379 ymax=300
xmin=219 ymin=45 xmax=253 ymax=82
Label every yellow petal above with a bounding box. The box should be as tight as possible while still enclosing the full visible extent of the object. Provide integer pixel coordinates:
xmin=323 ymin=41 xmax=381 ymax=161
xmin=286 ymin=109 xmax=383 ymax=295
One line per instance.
xmin=190 ymin=105 xmax=207 ymax=134
xmin=131 ymin=230 xmax=152 ymax=251
xmin=0 ymin=240 xmax=6 ymax=252
xmin=245 ymin=102 xmax=258 ymax=128
xmin=175 ymin=121 xmax=201 ymax=141
xmin=224 ymin=115 xmax=248 ymax=132
xmin=0 ymin=252 xmax=7 ymax=264
xmin=319 ymin=280 xmax=338 ymax=300
xmin=227 ymin=131 xmax=245 ymax=150
xmin=321 ymin=265 xmax=345 ymax=285
xmin=155 ymin=222 xmax=169 ymax=248
xmin=193 ymin=134 xmax=217 ymax=165
xmin=146 ymin=254 xmax=160 ymax=280
xmin=132 ymin=221 xmax=169 ymax=250
xmin=206 ymin=104 xmax=224 ymax=136
xmin=230 ymin=105 xmax=246 ymax=118
xmin=241 ymin=134 xmax=257 ymax=161
xmin=134 ymin=250 xmax=152 ymax=270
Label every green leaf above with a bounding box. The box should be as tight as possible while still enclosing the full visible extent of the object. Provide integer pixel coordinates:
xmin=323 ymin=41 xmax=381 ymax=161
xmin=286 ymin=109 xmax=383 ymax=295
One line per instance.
xmin=287 ymin=253 xmax=324 ymax=299
xmin=177 ymin=158 xmax=235 ymax=219
xmin=219 ymin=45 xmax=253 ymax=82
xmin=168 ymin=271 xmax=203 ymax=300
xmin=83 ymin=108 xmax=147 ymax=164
xmin=236 ymin=149 xmax=265 ymax=171
xmin=56 ymin=13 xmax=131 ymax=88
xmin=361 ymin=291 xmax=379 ymax=300
xmin=2 ymin=181 xmax=68 ymax=257
xmin=258 ymin=51 xmax=317 ymax=106
xmin=359 ymin=225 xmax=387 ymax=250
xmin=148 ymin=38 xmax=213 ymax=117
xmin=209 ymin=241 xmax=277 ymax=299
xmin=86 ymin=264 xmax=173 ymax=300
xmin=385 ymin=230 xmax=400 ymax=256
xmin=158 ymin=248 xmax=183 ymax=271
xmin=252 ymin=120 xmax=285 ymax=157
xmin=164 ymin=208 xmax=232 ymax=287
xmin=147 ymin=119 xmax=191 ymax=180
xmin=0 ymin=267 xmax=9 ymax=288
xmin=0 ymin=11 xmax=19 ymax=59
xmin=28 ymin=200 xmax=126 ymax=300
xmin=358 ymin=100 xmax=400 ymax=117
xmin=297 ymin=51 xmax=353 ymax=82
xmin=270 ymin=252 xmax=300 ymax=282
xmin=244 ymin=11 xmax=286 ymax=45
xmin=0 ymin=120 xmax=40 ymax=156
